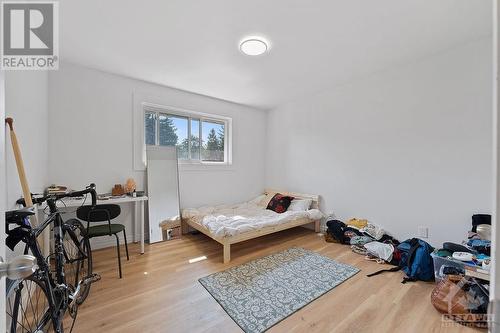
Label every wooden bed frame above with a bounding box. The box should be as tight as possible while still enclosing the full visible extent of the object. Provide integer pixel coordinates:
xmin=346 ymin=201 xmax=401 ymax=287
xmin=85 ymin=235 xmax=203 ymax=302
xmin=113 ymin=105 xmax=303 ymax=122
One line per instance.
xmin=182 ymin=189 xmax=321 ymax=263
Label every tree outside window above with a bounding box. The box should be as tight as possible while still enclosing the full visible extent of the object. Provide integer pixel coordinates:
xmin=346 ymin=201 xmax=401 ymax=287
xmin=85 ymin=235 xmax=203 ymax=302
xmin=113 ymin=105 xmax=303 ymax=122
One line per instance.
xmin=145 ymin=110 xmax=227 ymax=163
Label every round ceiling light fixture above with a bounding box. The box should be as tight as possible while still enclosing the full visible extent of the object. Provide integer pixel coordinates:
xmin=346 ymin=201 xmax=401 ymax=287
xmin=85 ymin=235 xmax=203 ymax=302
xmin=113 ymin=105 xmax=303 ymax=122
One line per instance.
xmin=239 ymin=37 xmax=269 ymax=56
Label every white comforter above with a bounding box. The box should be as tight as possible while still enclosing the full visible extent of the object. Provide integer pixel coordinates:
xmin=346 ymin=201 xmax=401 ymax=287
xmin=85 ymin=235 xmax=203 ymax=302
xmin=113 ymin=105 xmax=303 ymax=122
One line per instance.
xmin=182 ymin=199 xmax=323 ymax=238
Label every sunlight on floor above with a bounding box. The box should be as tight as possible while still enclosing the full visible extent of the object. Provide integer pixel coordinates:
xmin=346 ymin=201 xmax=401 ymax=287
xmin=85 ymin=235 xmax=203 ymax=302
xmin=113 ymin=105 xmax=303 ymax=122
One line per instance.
xmin=189 ymin=256 xmax=207 ymax=264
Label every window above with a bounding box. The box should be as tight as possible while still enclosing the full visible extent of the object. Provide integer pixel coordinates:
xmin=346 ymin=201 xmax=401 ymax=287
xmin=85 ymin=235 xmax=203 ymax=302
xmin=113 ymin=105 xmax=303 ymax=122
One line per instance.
xmin=143 ymin=104 xmax=231 ymax=164
xmin=190 ymin=119 xmax=200 ymax=160
xmin=144 ymin=112 xmax=156 ymax=145
xmin=202 ymin=120 xmax=225 ymax=162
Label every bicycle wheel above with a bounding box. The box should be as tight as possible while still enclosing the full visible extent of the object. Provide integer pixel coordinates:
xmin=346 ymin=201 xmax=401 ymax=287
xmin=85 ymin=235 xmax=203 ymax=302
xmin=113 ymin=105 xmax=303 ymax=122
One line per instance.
xmin=62 ymin=219 xmax=92 ymax=304
xmin=6 ymin=277 xmax=54 ymax=333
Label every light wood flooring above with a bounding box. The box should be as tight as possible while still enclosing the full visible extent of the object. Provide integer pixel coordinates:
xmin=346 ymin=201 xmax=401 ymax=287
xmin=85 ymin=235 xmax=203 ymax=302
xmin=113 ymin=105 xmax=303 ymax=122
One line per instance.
xmin=73 ymin=227 xmax=482 ymax=333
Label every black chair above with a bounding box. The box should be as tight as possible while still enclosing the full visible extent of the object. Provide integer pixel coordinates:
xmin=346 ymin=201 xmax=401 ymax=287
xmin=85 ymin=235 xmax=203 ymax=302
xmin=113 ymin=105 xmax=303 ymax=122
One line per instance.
xmin=76 ymin=204 xmax=129 ymax=278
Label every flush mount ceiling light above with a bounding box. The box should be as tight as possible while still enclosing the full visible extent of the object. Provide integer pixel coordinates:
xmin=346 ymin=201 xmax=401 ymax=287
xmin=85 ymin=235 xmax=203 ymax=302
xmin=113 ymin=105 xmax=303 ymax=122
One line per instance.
xmin=239 ymin=37 xmax=269 ymax=56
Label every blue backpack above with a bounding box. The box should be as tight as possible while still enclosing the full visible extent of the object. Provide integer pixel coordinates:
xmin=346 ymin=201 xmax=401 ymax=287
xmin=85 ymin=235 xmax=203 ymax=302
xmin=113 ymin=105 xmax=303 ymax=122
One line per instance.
xmin=367 ymin=238 xmax=434 ymax=283
xmin=397 ymin=238 xmax=435 ymax=283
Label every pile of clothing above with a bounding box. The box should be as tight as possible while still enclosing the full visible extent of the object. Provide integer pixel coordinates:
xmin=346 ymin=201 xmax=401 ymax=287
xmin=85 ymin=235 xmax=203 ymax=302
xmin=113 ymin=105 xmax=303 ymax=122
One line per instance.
xmin=429 ymin=214 xmax=491 ymax=328
xmin=433 ymin=214 xmax=491 ymax=275
xmin=326 ymin=217 xmax=438 ymax=284
xmin=467 ymin=214 xmax=491 ymax=256
xmin=325 ymin=218 xmax=400 ymax=265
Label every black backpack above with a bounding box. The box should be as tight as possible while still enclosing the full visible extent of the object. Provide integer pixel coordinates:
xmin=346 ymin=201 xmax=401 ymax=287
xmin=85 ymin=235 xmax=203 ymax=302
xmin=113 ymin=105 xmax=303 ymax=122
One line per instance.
xmin=326 ymin=220 xmax=361 ymax=244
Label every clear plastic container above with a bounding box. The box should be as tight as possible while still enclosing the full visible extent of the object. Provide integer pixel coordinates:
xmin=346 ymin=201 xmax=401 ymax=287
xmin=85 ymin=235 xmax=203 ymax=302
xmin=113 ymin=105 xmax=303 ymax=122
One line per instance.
xmin=431 ymin=251 xmax=466 ymax=282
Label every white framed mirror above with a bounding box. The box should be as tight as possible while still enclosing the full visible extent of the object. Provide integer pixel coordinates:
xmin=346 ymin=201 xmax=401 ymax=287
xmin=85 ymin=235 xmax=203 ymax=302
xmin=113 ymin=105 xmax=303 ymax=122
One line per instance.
xmin=146 ymin=146 xmax=181 ymax=243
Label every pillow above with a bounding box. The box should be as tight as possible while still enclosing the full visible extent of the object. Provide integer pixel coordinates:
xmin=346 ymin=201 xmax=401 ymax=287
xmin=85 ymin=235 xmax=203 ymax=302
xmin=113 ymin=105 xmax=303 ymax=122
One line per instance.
xmin=266 ymin=193 xmax=294 ymax=213
xmin=288 ymin=199 xmax=312 ymax=211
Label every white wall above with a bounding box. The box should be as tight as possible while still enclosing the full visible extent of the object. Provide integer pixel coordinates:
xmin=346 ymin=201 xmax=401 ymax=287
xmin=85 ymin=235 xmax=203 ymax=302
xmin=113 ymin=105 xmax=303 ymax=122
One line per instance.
xmin=5 ymin=71 xmax=49 ymax=209
xmin=266 ymin=38 xmax=493 ymax=247
xmin=48 ymin=62 xmax=267 ymax=246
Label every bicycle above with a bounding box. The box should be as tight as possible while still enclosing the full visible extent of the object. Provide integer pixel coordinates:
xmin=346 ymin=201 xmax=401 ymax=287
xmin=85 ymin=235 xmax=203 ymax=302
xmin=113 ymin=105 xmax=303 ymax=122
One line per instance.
xmin=5 ymin=184 xmax=100 ymax=333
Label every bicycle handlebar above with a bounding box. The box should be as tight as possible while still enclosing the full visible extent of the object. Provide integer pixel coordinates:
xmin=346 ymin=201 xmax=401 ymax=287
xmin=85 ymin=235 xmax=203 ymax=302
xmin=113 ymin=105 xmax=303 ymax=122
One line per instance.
xmin=62 ymin=184 xmax=97 ymax=206
xmin=17 ymin=184 xmax=97 ymax=207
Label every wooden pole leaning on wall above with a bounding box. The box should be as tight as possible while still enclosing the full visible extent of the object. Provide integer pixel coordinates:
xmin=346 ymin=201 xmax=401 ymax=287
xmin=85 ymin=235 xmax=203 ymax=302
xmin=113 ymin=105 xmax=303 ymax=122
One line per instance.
xmin=5 ymin=117 xmax=44 ymax=250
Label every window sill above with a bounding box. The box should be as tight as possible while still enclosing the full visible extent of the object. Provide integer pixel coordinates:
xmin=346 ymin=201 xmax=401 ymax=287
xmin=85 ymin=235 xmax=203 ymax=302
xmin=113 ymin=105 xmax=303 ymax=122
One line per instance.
xmin=178 ymin=162 xmax=235 ymax=172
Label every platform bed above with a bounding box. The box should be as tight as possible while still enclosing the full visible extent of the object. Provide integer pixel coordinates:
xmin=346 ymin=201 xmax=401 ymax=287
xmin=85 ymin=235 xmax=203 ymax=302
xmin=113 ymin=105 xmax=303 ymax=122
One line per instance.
xmin=182 ymin=189 xmax=321 ymax=263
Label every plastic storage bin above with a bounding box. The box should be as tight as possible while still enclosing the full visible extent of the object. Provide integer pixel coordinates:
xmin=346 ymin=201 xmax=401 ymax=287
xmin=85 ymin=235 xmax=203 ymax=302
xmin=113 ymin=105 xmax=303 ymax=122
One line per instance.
xmin=431 ymin=251 xmax=466 ymax=282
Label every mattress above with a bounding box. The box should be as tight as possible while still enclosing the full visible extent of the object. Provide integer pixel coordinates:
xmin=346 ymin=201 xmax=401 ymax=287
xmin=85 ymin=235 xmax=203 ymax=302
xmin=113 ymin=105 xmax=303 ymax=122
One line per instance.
xmin=182 ymin=198 xmax=323 ymax=238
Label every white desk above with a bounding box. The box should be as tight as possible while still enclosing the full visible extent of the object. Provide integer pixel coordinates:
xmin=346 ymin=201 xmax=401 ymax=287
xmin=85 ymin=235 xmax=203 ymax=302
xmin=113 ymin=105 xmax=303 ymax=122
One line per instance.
xmin=35 ymin=195 xmax=148 ymax=254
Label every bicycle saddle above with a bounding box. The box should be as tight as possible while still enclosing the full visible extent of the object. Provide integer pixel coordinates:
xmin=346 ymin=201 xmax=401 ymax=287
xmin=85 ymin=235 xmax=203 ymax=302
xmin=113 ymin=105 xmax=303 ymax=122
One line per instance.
xmin=5 ymin=207 xmax=35 ymax=224
xmin=5 ymin=208 xmax=34 ymax=251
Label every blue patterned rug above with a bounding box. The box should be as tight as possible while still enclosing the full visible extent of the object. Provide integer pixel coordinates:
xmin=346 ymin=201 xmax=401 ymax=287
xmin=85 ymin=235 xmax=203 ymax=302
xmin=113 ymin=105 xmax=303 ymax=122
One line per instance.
xmin=199 ymin=247 xmax=359 ymax=333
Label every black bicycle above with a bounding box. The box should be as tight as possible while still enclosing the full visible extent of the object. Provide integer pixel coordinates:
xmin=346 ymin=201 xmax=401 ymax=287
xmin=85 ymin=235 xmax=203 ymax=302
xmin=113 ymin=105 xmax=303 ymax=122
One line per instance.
xmin=5 ymin=184 xmax=100 ymax=333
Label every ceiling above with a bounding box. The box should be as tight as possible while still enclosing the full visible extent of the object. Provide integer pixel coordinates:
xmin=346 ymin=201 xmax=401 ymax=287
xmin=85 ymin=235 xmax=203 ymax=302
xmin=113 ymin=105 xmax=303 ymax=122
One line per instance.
xmin=60 ymin=0 xmax=492 ymax=109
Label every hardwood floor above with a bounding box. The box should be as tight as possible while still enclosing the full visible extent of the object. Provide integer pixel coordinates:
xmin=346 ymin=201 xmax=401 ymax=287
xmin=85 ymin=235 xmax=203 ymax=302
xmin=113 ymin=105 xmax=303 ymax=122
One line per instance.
xmin=73 ymin=228 xmax=482 ymax=333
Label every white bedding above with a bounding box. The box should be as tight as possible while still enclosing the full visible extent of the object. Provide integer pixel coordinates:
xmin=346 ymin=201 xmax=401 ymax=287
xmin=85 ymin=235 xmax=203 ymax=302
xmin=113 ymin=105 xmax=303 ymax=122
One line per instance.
xmin=182 ymin=199 xmax=323 ymax=238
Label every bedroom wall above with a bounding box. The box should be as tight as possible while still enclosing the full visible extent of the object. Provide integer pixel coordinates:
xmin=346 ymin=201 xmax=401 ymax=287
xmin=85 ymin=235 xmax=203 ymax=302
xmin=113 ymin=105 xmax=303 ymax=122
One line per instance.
xmin=5 ymin=71 xmax=49 ymax=209
xmin=265 ymin=37 xmax=493 ymax=247
xmin=48 ymin=62 xmax=267 ymax=247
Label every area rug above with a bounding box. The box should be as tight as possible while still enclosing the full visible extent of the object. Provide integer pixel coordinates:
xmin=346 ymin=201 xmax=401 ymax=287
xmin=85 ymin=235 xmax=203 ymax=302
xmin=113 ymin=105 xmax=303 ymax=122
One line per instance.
xmin=198 ymin=247 xmax=359 ymax=333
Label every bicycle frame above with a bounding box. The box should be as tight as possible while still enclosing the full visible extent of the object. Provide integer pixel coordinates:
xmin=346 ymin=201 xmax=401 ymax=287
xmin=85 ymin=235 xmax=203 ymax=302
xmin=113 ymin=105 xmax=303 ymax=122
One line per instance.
xmin=7 ymin=185 xmax=96 ymax=333
xmin=16 ymin=199 xmax=70 ymax=332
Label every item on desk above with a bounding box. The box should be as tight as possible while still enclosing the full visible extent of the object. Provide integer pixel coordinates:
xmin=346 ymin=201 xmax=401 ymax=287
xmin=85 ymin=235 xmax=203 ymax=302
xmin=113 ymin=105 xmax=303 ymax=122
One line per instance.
xmin=124 ymin=178 xmax=136 ymax=194
xmin=97 ymin=193 xmax=111 ymax=200
xmin=45 ymin=185 xmax=69 ymax=195
xmin=135 ymin=190 xmax=144 ymax=197
xmin=132 ymin=190 xmax=137 ymax=198
xmin=111 ymin=184 xmax=125 ymax=196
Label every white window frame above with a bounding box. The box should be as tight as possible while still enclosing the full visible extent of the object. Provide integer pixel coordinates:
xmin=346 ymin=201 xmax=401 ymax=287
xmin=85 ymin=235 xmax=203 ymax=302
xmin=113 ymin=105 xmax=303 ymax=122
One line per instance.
xmin=142 ymin=102 xmax=232 ymax=166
